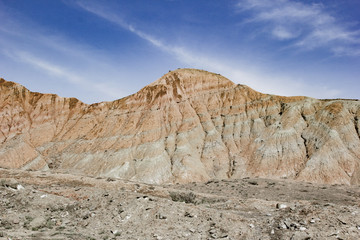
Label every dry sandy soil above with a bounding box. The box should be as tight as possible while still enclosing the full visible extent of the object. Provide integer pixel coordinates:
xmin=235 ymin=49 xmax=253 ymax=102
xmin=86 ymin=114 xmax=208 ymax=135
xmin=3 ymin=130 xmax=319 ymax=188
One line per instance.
xmin=0 ymin=168 xmax=360 ymax=240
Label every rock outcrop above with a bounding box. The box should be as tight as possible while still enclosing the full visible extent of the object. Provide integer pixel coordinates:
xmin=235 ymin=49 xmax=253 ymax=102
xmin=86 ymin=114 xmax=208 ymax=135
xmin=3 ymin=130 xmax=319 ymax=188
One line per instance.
xmin=1 ymin=69 xmax=360 ymax=184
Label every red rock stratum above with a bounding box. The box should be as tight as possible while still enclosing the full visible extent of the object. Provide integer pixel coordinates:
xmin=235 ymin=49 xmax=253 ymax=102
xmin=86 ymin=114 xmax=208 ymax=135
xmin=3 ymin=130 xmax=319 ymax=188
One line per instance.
xmin=1 ymin=69 xmax=360 ymax=184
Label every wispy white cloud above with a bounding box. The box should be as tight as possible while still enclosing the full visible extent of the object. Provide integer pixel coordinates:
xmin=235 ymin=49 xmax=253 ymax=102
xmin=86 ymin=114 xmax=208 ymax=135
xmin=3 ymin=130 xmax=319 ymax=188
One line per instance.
xmin=237 ymin=0 xmax=360 ymax=54
xmin=4 ymin=50 xmax=122 ymax=99
xmin=272 ymin=26 xmax=298 ymax=40
xmin=75 ymin=1 xmax=253 ymax=74
xmin=8 ymin=51 xmax=83 ymax=84
xmin=74 ymin=1 xmax=177 ymax=57
xmin=332 ymin=46 xmax=360 ymax=57
xmin=0 ymin=15 xmax=111 ymax=69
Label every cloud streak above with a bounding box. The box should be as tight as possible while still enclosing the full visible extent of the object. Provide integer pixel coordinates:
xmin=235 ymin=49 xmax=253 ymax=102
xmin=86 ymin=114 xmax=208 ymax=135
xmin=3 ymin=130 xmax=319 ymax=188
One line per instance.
xmin=237 ymin=0 xmax=360 ymax=55
xmin=75 ymin=1 xmax=184 ymax=59
xmin=4 ymin=50 xmax=122 ymax=99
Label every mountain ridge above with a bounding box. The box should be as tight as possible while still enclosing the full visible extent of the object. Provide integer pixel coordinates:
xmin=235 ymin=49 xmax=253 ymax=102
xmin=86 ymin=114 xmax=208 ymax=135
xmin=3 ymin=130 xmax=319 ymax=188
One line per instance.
xmin=1 ymin=69 xmax=360 ymax=185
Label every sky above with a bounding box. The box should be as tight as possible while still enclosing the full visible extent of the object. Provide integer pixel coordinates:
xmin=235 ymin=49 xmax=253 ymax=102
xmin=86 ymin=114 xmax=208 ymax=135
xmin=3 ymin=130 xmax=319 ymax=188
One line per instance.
xmin=0 ymin=0 xmax=359 ymax=104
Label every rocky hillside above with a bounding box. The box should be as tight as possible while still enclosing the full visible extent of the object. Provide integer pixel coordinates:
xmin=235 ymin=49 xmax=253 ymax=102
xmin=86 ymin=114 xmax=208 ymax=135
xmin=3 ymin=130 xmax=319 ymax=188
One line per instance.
xmin=1 ymin=69 xmax=360 ymax=185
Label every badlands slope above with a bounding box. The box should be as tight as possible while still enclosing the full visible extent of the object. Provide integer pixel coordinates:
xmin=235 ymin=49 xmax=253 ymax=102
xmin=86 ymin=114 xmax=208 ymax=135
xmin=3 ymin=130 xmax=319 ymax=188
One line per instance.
xmin=1 ymin=69 xmax=360 ymax=185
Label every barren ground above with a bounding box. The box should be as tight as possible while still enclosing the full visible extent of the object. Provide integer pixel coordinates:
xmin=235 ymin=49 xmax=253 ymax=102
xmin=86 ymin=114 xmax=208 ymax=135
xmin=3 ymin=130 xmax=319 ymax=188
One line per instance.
xmin=0 ymin=168 xmax=359 ymax=240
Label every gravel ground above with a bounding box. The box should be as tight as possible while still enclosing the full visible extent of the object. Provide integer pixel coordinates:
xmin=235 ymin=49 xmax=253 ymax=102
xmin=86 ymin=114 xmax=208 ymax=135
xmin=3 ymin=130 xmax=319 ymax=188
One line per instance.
xmin=1 ymin=168 xmax=360 ymax=240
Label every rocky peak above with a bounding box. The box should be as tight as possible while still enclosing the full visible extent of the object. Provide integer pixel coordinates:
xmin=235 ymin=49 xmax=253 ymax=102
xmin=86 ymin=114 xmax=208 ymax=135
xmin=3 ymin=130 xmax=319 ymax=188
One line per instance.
xmin=130 ymin=69 xmax=236 ymax=106
xmin=149 ymin=68 xmax=235 ymax=93
xmin=0 ymin=78 xmax=17 ymax=87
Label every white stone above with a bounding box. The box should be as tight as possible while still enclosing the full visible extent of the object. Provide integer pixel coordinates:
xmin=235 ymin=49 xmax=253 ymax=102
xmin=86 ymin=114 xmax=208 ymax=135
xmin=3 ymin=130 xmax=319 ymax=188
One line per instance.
xmin=276 ymin=203 xmax=287 ymax=209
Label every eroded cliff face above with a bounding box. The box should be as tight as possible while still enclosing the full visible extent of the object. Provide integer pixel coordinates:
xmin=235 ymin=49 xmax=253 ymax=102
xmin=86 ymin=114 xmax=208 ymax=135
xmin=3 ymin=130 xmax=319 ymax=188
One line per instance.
xmin=1 ymin=69 xmax=360 ymax=184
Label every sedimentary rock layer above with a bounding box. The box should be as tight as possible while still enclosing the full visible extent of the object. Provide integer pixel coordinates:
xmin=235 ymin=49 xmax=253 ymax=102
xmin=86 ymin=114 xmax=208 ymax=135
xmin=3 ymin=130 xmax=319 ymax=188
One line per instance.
xmin=1 ymin=69 xmax=360 ymax=184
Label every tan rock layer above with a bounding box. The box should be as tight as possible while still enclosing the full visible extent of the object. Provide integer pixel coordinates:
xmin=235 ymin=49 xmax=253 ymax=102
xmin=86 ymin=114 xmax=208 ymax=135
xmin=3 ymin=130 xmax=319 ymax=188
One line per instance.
xmin=1 ymin=69 xmax=360 ymax=184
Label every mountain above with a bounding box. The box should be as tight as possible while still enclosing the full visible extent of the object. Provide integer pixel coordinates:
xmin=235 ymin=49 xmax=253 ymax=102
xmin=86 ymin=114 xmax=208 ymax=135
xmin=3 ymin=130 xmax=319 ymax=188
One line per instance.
xmin=1 ymin=69 xmax=360 ymax=185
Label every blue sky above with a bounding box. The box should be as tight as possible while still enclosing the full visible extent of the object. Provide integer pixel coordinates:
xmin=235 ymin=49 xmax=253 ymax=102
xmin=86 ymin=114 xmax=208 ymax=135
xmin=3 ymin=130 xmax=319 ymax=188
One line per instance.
xmin=0 ymin=0 xmax=359 ymax=103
